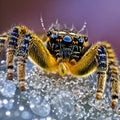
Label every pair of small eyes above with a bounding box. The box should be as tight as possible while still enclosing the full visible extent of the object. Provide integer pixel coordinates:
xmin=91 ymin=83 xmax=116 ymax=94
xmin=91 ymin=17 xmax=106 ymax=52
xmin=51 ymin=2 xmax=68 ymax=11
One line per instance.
xmin=47 ymin=31 xmax=88 ymax=43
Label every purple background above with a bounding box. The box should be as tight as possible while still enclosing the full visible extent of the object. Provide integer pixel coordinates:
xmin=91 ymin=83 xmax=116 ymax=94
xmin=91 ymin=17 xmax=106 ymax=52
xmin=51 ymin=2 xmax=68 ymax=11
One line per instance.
xmin=0 ymin=0 xmax=120 ymax=59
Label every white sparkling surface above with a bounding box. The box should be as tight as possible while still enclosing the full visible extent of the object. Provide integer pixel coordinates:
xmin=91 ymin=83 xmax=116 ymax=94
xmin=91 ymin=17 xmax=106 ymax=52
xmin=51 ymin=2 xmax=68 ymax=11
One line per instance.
xmin=0 ymin=60 xmax=119 ymax=119
xmin=30 ymin=102 xmax=51 ymax=117
xmin=3 ymin=99 xmax=14 ymax=109
xmin=0 ymin=100 xmax=3 ymax=108
xmin=1 ymin=80 xmax=16 ymax=98
xmin=21 ymin=111 xmax=32 ymax=120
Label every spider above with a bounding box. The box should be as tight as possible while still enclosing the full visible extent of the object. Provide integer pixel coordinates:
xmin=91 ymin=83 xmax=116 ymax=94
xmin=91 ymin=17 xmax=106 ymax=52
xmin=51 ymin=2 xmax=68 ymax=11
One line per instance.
xmin=0 ymin=21 xmax=119 ymax=109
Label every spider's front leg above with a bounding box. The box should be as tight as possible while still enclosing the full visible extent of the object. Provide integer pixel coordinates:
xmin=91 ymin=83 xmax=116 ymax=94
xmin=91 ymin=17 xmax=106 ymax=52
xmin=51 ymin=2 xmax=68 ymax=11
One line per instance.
xmin=0 ymin=29 xmax=18 ymax=80
xmin=15 ymin=26 xmax=59 ymax=90
xmin=16 ymin=34 xmax=30 ymax=90
xmin=0 ymin=25 xmax=58 ymax=90
xmin=69 ymin=42 xmax=119 ymax=108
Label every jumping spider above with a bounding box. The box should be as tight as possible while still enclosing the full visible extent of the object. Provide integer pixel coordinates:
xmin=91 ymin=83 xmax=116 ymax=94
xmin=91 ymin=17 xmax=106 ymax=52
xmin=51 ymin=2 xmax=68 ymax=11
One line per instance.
xmin=0 ymin=21 xmax=119 ymax=109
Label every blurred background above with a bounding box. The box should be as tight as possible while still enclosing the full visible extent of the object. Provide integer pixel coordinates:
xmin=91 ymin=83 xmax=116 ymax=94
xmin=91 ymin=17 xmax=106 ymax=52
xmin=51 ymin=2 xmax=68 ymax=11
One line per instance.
xmin=0 ymin=1 xmax=120 ymax=119
xmin=0 ymin=0 xmax=120 ymax=59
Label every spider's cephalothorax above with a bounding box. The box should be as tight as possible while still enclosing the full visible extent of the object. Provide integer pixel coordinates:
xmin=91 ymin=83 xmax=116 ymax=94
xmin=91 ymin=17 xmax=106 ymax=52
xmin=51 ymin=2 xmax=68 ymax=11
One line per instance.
xmin=46 ymin=29 xmax=89 ymax=64
xmin=0 ymin=22 xmax=119 ymax=109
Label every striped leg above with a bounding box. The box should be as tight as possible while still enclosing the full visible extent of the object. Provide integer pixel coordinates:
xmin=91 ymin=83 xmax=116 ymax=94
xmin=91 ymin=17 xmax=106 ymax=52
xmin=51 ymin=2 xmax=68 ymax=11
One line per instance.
xmin=109 ymin=62 xmax=119 ymax=108
xmin=104 ymin=43 xmax=119 ymax=109
xmin=6 ymin=28 xmax=19 ymax=80
xmin=96 ymin=46 xmax=108 ymax=100
xmin=16 ymin=34 xmax=30 ymax=91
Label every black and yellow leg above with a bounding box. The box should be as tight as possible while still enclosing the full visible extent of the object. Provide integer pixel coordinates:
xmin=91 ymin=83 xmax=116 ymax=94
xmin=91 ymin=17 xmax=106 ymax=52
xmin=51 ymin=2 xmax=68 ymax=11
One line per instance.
xmin=17 ymin=58 xmax=26 ymax=91
xmin=16 ymin=34 xmax=30 ymax=90
xmin=6 ymin=48 xmax=15 ymax=80
xmin=69 ymin=43 xmax=108 ymax=100
xmin=69 ymin=42 xmax=99 ymax=76
xmin=0 ymin=33 xmax=16 ymax=80
xmin=6 ymin=27 xmax=19 ymax=80
xmin=10 ymin=25 xmax=58 ymax=72
xmin=96 ymin=46 xmax=107 ymax=100
xmin=69 ymin=42 xmax=119 ymax=109
xmin=103 ymin=42 xmax=119 ymax=109
xmin=28 ymin=32 xmax=58 ymax=71
xmin=16 ymin=31 xmax=58 ymax=90
xmin=109 ymin=63 xmax=119 ymax=108
xmin=0 ymin=25 xmax=58 ymax=89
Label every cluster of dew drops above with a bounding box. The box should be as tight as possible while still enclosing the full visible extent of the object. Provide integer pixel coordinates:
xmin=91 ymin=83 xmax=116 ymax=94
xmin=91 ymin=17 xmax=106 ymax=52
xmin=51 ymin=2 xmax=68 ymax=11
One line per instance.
xmin=0 ymin=59 xmax=120 ymax=120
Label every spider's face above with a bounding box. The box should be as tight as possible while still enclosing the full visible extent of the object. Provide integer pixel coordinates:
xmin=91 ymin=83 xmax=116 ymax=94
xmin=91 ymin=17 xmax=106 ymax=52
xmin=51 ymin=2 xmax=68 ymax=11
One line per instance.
xmin=46 ymin=30 xmax=89 ymax=61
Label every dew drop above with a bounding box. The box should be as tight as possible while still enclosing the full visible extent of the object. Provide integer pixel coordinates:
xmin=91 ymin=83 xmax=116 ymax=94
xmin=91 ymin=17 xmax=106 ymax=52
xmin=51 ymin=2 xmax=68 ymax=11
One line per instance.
xmin=1 ymin=80 xmax=16 ymax=98
xmin=21 ymin=111 xmax=32 ymax=120
xmin=30 ymin=102 xmax=51 ymax=117
xmin=3 ymin=99 xmax=13 ymax=109
xmin=19 ymin=105 xmax=24 ymax=111
xmin=5 ymin=110 xmax=11 ymax=116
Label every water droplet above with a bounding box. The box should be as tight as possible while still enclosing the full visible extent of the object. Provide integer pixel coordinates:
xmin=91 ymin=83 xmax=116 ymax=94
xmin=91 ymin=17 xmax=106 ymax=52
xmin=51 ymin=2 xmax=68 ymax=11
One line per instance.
xmin=30 ymin=102 xmax=51 ymax=117
xmin=29 ymin=92 xmax=41 ymax=105
xmin=3 ymin=99 xmax=13 ymax=109
xmin=19 ymin=105 xmax=24 ymax=111
xmin=52 ymin=91 xmax=74 ymax=118
xmin=14 ymin=111 xmax=20 ymax=117
xmin=46 ymin=116 xmax=53 ymax=120
xmin=21 ymin=111 xmax=32 ymax=120
xmin=3 ymin=99 xmax=8 ymax=104
xmin=5 ymin=110 xmax=11 ymax=116
xmin=41 ymin=80 xmax=52 ymax=93
xmin=0 ymin=71 xmax=6 ymax=80
xmin=1 ymin=80 xmax=16 ymax=98
xmin=0 ymin=99 xmax=3 ymax=108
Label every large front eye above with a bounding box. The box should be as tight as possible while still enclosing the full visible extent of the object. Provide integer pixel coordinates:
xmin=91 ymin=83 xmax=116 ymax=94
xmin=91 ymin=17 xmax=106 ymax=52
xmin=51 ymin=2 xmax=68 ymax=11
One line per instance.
xmin=63 ymin=35 xmax=72 ymax=43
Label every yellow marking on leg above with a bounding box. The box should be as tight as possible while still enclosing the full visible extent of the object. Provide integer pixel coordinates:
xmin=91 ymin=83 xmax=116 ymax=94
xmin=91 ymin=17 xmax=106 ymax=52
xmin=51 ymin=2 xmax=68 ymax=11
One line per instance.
xmin=6 ymin=48 xmax=14 ymax=80
xmin=96 ymin=72 xmax=106 ymax=100
xmin=19 ymin=81 xmax=25 ymax=91
xmin=17 ymin=59 xmax=26 ymax=91
xmin=7 ymin=69 xmax=13 ymax=80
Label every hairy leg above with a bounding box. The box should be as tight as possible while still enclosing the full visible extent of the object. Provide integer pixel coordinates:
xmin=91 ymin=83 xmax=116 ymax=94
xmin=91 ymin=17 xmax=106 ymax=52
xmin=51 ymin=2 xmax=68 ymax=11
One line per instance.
xmin=69 ymin=41 xmax=119 ymax=108
xmin=0 ymin=25 xmax=58 ymax=90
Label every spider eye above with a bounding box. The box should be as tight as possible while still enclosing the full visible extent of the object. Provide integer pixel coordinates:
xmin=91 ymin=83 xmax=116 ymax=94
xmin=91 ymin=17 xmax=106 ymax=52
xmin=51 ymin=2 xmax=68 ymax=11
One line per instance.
xmin=84 ymin=36 xmax=88 ymax=42
xmin=51 ymin=33 xmax=57 ymax=39
xmin=63 ymin=35 xmax=72 ymax=43
xmin=47 ymin=31 xmax=52 ymax=36
xmin=78 ymin=37 xmax=83 ymax=43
